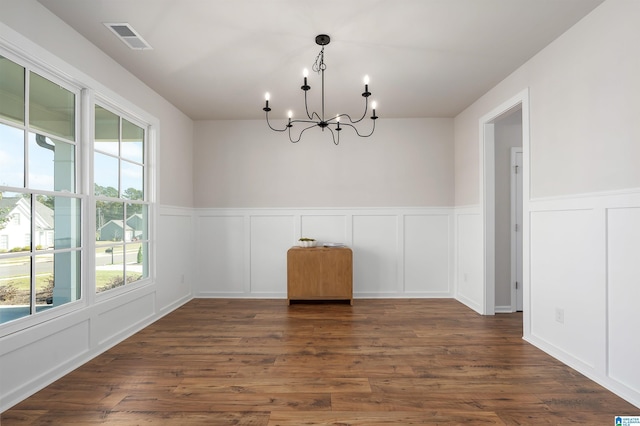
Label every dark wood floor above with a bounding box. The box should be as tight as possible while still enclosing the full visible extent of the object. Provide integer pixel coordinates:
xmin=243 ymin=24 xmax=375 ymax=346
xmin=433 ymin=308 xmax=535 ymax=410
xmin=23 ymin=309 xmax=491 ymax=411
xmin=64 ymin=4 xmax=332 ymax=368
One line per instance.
xmin=2 ymin=299 xmax=637 ymax=425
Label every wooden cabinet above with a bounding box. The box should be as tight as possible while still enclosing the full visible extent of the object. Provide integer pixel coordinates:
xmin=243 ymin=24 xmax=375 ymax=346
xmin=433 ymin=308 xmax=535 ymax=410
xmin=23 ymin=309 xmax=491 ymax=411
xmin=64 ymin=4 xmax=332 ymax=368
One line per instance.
xmin=287 ymin=246 xmax=353 ymax=305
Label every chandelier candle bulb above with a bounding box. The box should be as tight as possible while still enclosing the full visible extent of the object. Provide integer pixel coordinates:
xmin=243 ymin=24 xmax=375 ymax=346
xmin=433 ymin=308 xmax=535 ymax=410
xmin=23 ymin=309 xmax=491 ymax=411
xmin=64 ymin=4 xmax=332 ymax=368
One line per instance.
xmin=362 ymin=75 xmax=371 ymax=98
xmin=301 ymin=68 xmax=310 ymax=91
xmin=263 ymin=92 xmax=271 ymax=111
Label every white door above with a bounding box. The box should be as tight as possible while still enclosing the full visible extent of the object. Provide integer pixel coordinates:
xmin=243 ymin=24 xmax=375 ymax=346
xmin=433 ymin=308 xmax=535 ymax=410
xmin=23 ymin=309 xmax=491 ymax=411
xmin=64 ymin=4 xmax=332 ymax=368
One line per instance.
xmin=513 ymin=149 xmax=524 ymax=311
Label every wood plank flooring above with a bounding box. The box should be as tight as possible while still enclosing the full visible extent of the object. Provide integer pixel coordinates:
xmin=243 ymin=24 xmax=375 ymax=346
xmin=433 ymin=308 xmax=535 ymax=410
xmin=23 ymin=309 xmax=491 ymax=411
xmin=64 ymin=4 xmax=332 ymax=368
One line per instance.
xmin=2 ymin=299 xmax=638 ymax=425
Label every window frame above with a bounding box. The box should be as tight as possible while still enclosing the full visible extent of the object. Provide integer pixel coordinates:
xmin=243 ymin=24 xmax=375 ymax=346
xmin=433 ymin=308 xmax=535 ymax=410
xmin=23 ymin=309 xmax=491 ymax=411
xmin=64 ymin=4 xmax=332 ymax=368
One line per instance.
xmin=0 ymin=50 xmax=84 ymax=333
xmin=0 ymin=41 xmax=157 ymax=336
xmin=92 ymin=98 xmax=153 ymax=299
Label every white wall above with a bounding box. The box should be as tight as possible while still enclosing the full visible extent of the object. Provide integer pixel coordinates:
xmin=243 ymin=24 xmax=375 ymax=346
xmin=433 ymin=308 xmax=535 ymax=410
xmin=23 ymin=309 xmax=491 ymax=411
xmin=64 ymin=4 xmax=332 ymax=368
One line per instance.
xmin=0 ymin=1 xmax=195 ymax=412
xmin=454 ymin=0 xmax=640 ymax=408
xmin=193 ymin=118 xmax=454 ymax=208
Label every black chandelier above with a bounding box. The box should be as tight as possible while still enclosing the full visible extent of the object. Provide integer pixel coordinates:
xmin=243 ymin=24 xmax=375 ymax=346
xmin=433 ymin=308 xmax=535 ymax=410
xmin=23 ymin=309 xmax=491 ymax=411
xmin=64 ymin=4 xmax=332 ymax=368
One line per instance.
xmin=263 ymin=34 xmax=378 ymax=145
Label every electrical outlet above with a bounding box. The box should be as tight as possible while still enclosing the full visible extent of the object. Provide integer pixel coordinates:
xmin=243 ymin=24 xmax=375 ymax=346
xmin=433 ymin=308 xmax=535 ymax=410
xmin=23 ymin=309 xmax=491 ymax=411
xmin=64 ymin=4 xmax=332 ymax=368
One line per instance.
xmin=555 ymin=308 xmax=564 ymax=324
xmin=463 ymin=273 xmax=468 ymax=282
xmin=181 ymin=274 xmax=185 ymax=284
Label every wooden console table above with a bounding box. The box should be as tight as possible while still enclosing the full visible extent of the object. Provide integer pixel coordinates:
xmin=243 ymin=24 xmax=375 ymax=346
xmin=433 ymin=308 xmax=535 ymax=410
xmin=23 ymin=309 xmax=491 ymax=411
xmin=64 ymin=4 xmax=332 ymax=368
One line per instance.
xmin=287 ymin=246 xmax=353 ymax=305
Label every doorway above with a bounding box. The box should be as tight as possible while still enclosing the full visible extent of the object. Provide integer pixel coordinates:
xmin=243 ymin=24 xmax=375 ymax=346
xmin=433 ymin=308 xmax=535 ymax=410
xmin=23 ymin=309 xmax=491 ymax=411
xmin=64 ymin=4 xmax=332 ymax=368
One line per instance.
xmin=479 ymin=89 xmax=529 ymax=319
xmin=492 ymin=110 xmax=522 ymax=313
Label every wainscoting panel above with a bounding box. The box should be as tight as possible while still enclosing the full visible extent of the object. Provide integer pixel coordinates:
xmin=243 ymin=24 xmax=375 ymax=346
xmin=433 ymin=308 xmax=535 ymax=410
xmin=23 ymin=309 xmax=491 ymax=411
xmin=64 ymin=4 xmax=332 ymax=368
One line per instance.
xmin=0 ymin=319 xmax=89 ymax=402
xmin=607 ymin=207 xmax=640 ymax=394
xmin=196 ymin=215 xmax=245 ymax=295
xmin=195 ymin=208 xmax=454 ymax=299
xmin=454 ymin=209 xmax=483 ymax=313
xmin=250 ymin=215 xmax=296 ymax=296
xmin=157 ymin=209 xmax=194 ymax=313
xmin=300 ymin=215 xmax=349 ymax=246
xmin=352 ymin=215 xmax=399 ymax=295
xmin=403 ymin=214 xmax=451 ymax=295
xmin=95 ymin=292 xmax=156 ymax=346
xmin=529 ymin=208 xmax=604 ymax=369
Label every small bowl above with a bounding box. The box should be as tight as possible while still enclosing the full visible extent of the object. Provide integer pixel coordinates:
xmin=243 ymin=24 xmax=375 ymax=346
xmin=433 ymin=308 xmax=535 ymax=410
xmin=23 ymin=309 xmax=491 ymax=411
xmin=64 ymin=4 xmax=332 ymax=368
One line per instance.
xmin=298 ymin=240 xmax=317 ymax=248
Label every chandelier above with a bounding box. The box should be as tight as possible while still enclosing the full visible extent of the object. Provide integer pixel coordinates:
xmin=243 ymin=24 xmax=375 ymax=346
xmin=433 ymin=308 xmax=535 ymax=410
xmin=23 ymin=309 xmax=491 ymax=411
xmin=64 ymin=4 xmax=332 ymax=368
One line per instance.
xmin=262 ymin=34 xmax=378 ymax=145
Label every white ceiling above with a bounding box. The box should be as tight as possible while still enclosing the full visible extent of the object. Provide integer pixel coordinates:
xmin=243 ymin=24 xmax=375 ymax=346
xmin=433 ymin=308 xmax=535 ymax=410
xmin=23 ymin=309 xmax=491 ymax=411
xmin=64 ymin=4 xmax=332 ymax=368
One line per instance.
xmin=38 ymin=0 xmax=604 ymax=121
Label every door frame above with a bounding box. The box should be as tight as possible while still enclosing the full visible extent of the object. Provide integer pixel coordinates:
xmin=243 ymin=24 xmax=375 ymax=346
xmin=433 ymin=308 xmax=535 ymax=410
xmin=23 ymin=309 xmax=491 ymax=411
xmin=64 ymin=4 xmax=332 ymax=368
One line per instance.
xmin=510 ymin=147 xmax=523 ymax=312
xmin=479 ymin=89 xmax=530 ymax=327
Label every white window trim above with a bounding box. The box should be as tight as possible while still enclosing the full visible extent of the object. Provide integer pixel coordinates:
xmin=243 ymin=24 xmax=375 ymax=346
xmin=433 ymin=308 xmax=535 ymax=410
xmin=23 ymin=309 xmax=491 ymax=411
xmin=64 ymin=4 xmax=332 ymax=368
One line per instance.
xmin=92 ymin=97 xmax=154 ymax=300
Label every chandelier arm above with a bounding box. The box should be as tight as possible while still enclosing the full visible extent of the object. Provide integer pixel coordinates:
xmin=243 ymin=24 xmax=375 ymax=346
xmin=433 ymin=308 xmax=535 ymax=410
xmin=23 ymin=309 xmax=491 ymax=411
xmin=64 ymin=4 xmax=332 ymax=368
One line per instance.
xmin=352 ymin=97 xmax=370 ymax=123
xmin=290 ymin=118 xmax=321 ymax=125
xmin=335 ymin=112 xmax=365 ymax=125
xmin=330 ymin=98 xmax=369 ymax=125
xmin=303 ymin=89 xmax=313 ymax=120
xmin=265 ymin=112 xmax=289 ymax=132
xmin=337 ymin=120 xmax=376 ymax=138
xmin=310 ymin=111 xmax=324 ymax=122
xmin=326 ymin=126 xmax=339 ymax=145
xmin=288 ymin=123 xmax=319 ymax=143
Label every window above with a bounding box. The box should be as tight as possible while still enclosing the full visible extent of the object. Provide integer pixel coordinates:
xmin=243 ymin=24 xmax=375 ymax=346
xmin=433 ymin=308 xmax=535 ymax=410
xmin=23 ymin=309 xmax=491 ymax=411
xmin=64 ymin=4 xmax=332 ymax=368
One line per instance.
xmin=1 ymin=56 xmax=81 ymax=325
xmin=94 ymin=104 xmax=149 ymax=293
xmin=1 ymin=47 xmax=154 ymax=331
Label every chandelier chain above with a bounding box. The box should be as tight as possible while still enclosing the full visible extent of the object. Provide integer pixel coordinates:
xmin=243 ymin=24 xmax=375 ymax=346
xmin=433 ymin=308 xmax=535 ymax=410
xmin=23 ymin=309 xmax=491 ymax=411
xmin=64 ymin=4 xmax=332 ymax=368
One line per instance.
xmin=312 ymin=47 xmax=326 ymax=74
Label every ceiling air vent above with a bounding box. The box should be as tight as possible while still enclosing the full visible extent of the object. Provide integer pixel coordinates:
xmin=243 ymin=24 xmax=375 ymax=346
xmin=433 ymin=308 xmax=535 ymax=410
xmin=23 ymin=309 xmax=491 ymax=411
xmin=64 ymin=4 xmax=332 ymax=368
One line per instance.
xmin=104 ymin=23 xmax=152 ymax=50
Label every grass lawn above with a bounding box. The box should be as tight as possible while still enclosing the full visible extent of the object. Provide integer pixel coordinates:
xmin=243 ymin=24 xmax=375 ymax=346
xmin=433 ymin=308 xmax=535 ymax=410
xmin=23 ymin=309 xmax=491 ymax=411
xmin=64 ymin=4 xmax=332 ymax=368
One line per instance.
xmin=1 ymin=274 xmax=53 ymax=291
xmin=95 ymin=269 xmax=143 ymax=292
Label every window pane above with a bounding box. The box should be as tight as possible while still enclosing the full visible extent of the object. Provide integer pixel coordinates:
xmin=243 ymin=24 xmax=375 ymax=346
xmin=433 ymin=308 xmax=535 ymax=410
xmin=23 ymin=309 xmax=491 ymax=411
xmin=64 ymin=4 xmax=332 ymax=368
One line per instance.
xmin=94 ymin=105 xmax=119 ymax=156
xmin=96 ymin=245 xmax=123 ymax=293
xmin=126 ymin=203 xmax=147 ymax=240
xmin=122 ymin=118 xmax=143 ymax=164
xmin=0 ymin=256 xmax=30 ymax=324
xmin=96 ymin=201 xmax=124 ymax=242
xmin=28 ymin=133 xmax=75 ymax=192
xmin=0 ymin=56 xmax=25 ymax=125
xmin=29 ymin=72 xmax=75 ymax=141
xmin=37 ymin=196 xmax=80 ymax=250
xmin=121 ymin=161 xmax=143 ymax=200
xmin=35 ymin=253 xmax=54 ymax=312
xmin=94 ymin=152 xmax=119 ymax=196
xmin=126 ymin=241 xmax=147 ymax=282
xmin=0 ymin=192 xmax=30 ymax=252
xmin=0 ymin=123 xmax=24 ymax=187
xmin=36 ymin=250 xmax=80 ymax=309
